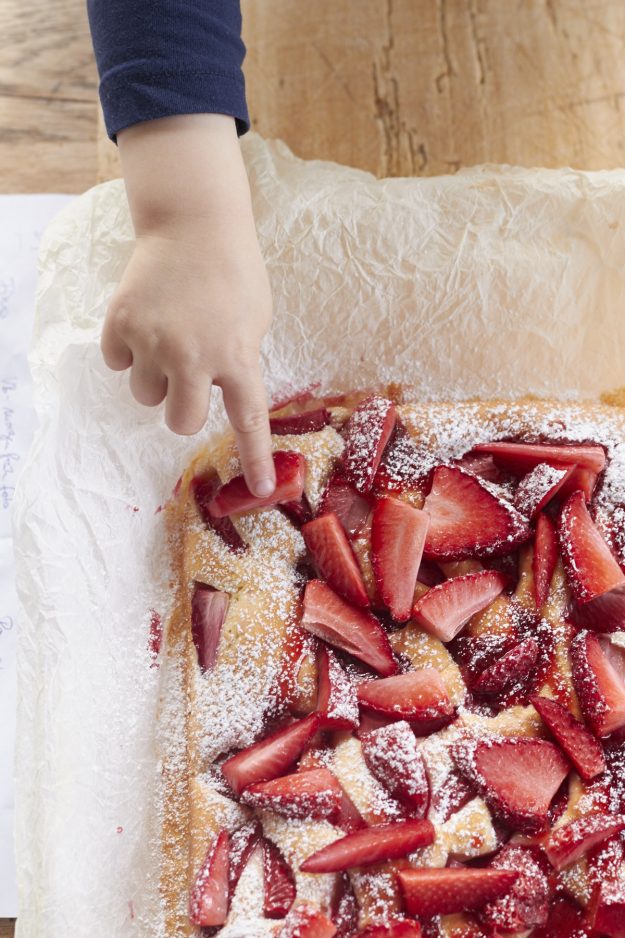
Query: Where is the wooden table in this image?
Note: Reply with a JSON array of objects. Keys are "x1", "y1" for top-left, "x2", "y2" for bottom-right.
[{"x1": 2, "y1": 1, "x2": 625, "y2": 934}]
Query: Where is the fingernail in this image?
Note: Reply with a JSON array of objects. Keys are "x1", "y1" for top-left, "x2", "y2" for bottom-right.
[{"x1": 254, "y1": 477, "x2": 276, "y2": 497}]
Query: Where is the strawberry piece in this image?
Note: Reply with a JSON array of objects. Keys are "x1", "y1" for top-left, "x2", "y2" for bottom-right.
[
  {"x1": 318, "y1": 469, "x2": 372, "y2": 538},
  {"x1": 277, "y1": 903, "x2": 338, "y2": 938},
  {"x1": 316, "y1": 645, "x2": 359, "y2": 730},
  {"x1": 455, "y1": 451, "x2": 507, "y2": 483},
  {"x1": 228, "y1": 820, "x2": 261, "y2": 893},
  {"x1": 191, "y1": 469, "x2": 247, "y2": 552},
  {"x1": 423, "y1": 466, "x2": 531, "y2": 560},
  {"x1": 571, "y1": 631, "x2": 625, "y2": 737},
  {"x1": 221, "y1": 714, "x2": 319, "y2": 796},
  {"x1": 331, "y1": 874, "x2": 358, "y2": 937},
  {"x1": 559, "y1": 465, "x2": 598, "y2": 502},
  {"x1": 558, "y1": 491, "x2": 625, "y2": 603},
  {"x1": 357, "y1": 669, "x2": 455, "y2": 733},
  {"x1": 532, "y1": 512, "x2": 559, "y2": 609},
  {"x1": 335, "y1": 787, "x2": 367, "y2": 833},
  {"x1": 371, "y1": 498, "x2": 429, "y2": 621},
  {"x1": 270, "y1": 408, "x2": 331, "y2": 435},
  {"x1": 263, "y1": 838, "x2": 296, "y2": 919},
  {"x1": 429, "y1": 769, "x2": 475, "y2": 823},
  {"x1": 270, "y1": 382, "x2": 321, "y2": 413},
  {"x1": 280, "y1": 493, "x2": 314, "y2": 528},
  {"x1": 148, "y1": 609, "x2": 162, "y2": 662},
  {"x1": 301, "y1": 580, "x2": 398, "y2": 677},
  {"x1": 472, "y1": 637, "x2": 539, "y2": 695},
  {"x1": 189, "y1": 829, "x2": 230, "y2": 927},
  {"x1": 342, "y1": 395, "x2": 397, "y2": 494},
  {"x1": 572, "y1": 584, "x2": 625, "y2": 633},
  {"x1": 207, "y1": 451, "x2": 306, "y2": 517},
  {"x1": 302, "y1": 513, "x2": 370, "y2": 607},
  {"x1": 412, "y1": 570, "x2": 508, "y2": 643},
  {"x1": 242, "y1": 767, "x2": 343, "y2": 820},
  {"x1": 361, "y1": 721, "x2": 430, "y2": 816},
  {"x1": 480, "y1": 845, "x2": 550, "y2": 933},
  {"x1": 545, "y1": 812, "x2": 625, "y2": 869},
  {"x1": 472, "y1": 440, "x2": 606, "y2": 475},
  {"x1": 300, "y1": 818, "x2": 434, "y2": 873},
  {"x1": 513, "y1": 462, "x2": 574, "y2": 519},
  {"x1": 373, "y1": 423, "x2": 425, "y2": 494},
  {"x1": 398, "y1": 867, "x2": 519, "y2": 918},
  {"x1": 530, "y1": 694, "x2": 606, "y2": 781},
  {"x1": 589, "y1": 880, "x2": 625, "y2": 938},
  {"x1": 191, "y1": 584, "x2": 230, "y2": 672},
  {"x1": 356, "y1": 919, "x2": 423, "y2": 937},
  {"x1": 452, "y1": 737, "x2": 570, "y2": 834},
  {"x1": 532, "y1": 896, "x2": 592, "y2": 938}
]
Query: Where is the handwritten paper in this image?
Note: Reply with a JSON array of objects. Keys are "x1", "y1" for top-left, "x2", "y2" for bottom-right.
[{"x1": 0, "y1": 194, "x2": 73, "y2": 916}]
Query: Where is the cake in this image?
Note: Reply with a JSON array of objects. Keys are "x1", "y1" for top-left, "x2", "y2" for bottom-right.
[{"x1": 158, "y1": 386, "x2": 625, "y2": 938}]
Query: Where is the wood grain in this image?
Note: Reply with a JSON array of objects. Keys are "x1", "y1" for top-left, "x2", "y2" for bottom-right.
[{"x1": 0, "y1": 920, "x2": 15, "y2": 938}]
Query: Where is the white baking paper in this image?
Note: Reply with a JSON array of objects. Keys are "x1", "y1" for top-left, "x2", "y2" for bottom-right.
[
  {"x1": 11, "y1": 134, "x2": 625, "y2": 937},
  {"x1": 0, "y1": 194, "x2": 74, "y2": 918}
]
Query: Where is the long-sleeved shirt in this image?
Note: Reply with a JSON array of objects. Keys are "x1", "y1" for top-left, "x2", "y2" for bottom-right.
[{"x1": 87, "y1": 0, "x2": 249, "y2": 141}]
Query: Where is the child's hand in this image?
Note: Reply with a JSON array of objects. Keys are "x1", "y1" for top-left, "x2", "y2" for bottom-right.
[{"x1": 101, "y1": 114, "x2": 276, "y2": 497}]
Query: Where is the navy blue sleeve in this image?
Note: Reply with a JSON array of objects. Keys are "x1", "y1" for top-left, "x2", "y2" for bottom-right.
[{"x1": 87, "y1": 0, "x2": 249, "y2": 141}]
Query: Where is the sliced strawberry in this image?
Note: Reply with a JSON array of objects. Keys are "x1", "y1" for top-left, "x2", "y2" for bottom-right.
[
  {"x1": 189, "y1": 829, "x2": 230, "y2": 927},
  {"x1": 558, "y1": 491, "x2": 625, "y2": 603},
  {"x1": 301, "y1": 580, "x2": 398, "y2": 677},
  {"x1": 221, "y1": 714, "x2": 319, "y2": 796},
  {"x1": 357, "y1": 669, "x2": 455, "y2": 733},
  {"x1": 545, "y1": 812, "x2": 625, "y2": 869},
  {"x1": 412, "y1": 570, "x2": 508, "y2": 643},
  {"x1": 361, "y1": 721, "x2": 429, "y2": 816},
  {"x1": 429, "y1": 769, "x2": 475, "y2": 823},
  {"x1": 452, "y1": 737, "x2": 570, "y2": 834},
  {"x1": 300, "y1": 818, "x2": 434, "y2": 873},
  {"x1": 335, "y1": 787, "x2": 367, "y2": 833},
  {"x1": 573, "y1": 584, "x2": 625, "y2": 633},
  {"x1": 423, "y1": 466, "x2": 530, "y2": 560},
  {"x1": 454, "y1": 451, "x2": 508, "y2": 483},
  {"x1": 589, "y1": 879, "x2": 625, "y2": 938},
  {"x1": 242, "y1": 767, "x2": 343, "y2": 820},
  {"x1": 207, "y1": 451, "x2": 306, "y2": 517},
  {"x1": 191, "y1": 584, "x2": 230, "y2": 672},
  {"x1": 513, "y1": 462, "x2": 574, "y2": 519},
  {"x1": 371, "y1": 498, "x2": 429, "y2": 621},
  {"x1": 532, "y1": 512, "x2": 559, "y2": 609},
  {"x1": 342, "y1": 395, "x2": 397, "y2": 494},
  {"x1": 472, "y1": 440, "x2": 606, "y2": 475},
  {"x1": 472, "y1": 637, "x2": 539, "y2": 695},
  {"x1": 356, "y1": 919, "x2": 423, "y2": 937},
  {"x1": 191, "y1": 469, "x2": 247, "y2": 551},
  {"x1": 277, "y1": 903, "x2": 338, "y2": 938},
  {"x1": 480, "y1": 845, "x2": 550, "y2": 933},
  {"x1": 316, "y1": 645, "x2": 359, "y2": 730},
  {"x1": 532, "y1": 896, "x2": 592, "y2": 938},
  {"x1": 280, "y1": 493, "x2": 314, "y2": 527},
  {"x1": 270, "y1": 409, "x2": 331, "y2": 435},
  {"x1": 228, "y1": 820, "x2": 262, "y2": 893},
  {"x1": 373, "y1": 423, "x2": 425, "y2": 494},
  {"x1": 318, "y1": 469, "x2": 372, "y2": 538},
  {"x1": 530, "y1": 695, "x2": 606, "y2": 781},
  {"x1": 398, "y1": 867, "x2": 518, "y2": 918},
  {"x1": 263, "y1": 838, "x2": 296, "y2": 919},
  {"x1": 270, "y1": 382, "x2": 321, "y2": 413},
  {"x1": 571, "y1": 631, "x2": 625, "y2": 737},
  {"x1": 560, "y1": 465, "x2": 598, "y2": 502},
  {"x1": 330, "y1": 875, "x2": 358, "y2": 938},
  {"x1": 302, "y1": 513, "x2": 370, "y2": 607}
]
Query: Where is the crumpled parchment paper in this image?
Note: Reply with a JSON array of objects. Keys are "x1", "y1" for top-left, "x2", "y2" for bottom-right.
[{"x1": 12, "y1": 133, "x2": 625, "y2": 938}]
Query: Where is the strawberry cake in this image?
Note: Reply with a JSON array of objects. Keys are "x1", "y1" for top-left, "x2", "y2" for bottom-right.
[{"x1": 159, "y1": 386, "x2": 625, "y2": 938}]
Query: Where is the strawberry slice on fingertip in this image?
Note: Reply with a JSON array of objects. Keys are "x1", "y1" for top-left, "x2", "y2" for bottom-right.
[
  {"x1": 302, "y1": 512, "x2": 370, "y2": 607},
  {"x1": 472, "y1": 440, "x2": 607, "y2": 475},
  {"x1": 342, "y1": 395, "x2": 397, "y2": 494},
  {"x1": 241, "y1": 767, "x2": 343, "y2": 820},
  {"x1": 189, "y1": 830, "x2": 230, "y2": 927},
  {"x1": 532, "y1": 512, "x2": 559, "y2": 610},
  {"x1": 530, "y1": 694, "x2": 605, "y2": 781},
  {"x1": 301, "y1": 580, "x2": 398, "y2": 677},
  {"x1": 423, "y1": 465, "x2": 531, "y2": 560},
  {"x1": 191, "y1": 583, "x2": 229, "y2": 672},
  {"x1": 412, "y1": 569, "x2": 508, "y2": 643},
  {"x1": 398, "y1": 867, "x2": 519, "y2": 918},
  {"x1": 221, "y1": 714, "x2": 320, "y2": 796},
  {"x1": 357, "y1": 669, "x2": 455, "y2": 733},
  {"x1": 545, "y1": 812, "x2": 625, "y2": 869},
  {"x1": 207, "y1": 451, "x2": 306, "y2": 518},
  {"x1": 361, "y1": 720, "x2": 429, "y2": 816},
  {"x1": 300, "y1": 818, "x2": 434, "y2": 873},
  {"x1": 371, "y1": 497, "x2": 429, "y2": 622},
  {"x1": 263, "y1": 838, "x2": 296, "y2": 919},
  {"x1": 558, "y1": 491, "x2": 625, "y2": 603},
  {"x1": 570, "y1": 630, "x2": 625, "y2": 737}
]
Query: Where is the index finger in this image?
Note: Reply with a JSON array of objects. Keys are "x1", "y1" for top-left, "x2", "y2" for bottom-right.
[{"x1": 220, "y1": 365, "x2": 275, "y2": 498}]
